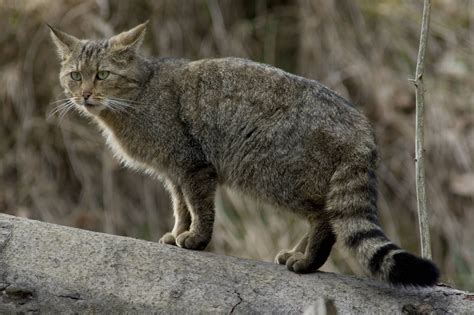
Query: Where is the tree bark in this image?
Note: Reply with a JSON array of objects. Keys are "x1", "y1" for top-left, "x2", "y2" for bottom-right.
[{"x1": 0, "y1": 214, "x2": 472, "y2": 314}]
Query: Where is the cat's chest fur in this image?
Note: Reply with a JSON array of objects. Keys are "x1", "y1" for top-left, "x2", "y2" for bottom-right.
[{"x1": 98, "y1": 121, "x2": 154, "y2": 175}]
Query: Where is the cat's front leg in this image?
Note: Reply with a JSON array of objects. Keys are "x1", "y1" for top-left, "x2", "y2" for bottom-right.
[
  {"x1": 175, "y1": 165, "x2": 217, "y2": 250},
  {"x1": 159, "y1": 182, "x2": 191, "y2": 246}
]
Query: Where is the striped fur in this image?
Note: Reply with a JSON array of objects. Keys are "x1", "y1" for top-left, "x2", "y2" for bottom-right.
[{"x1": 328, "y1": 149, "x2": 439, "y2": 286}]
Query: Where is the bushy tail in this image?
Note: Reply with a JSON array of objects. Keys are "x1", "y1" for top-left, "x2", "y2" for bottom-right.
[{"x1": 327, "y1": 151, "x2": 439, "y2": 286}]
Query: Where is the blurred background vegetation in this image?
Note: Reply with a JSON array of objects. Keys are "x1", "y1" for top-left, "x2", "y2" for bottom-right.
[{"x1": 0, "y1": 0, "x2": 472, "y2": 290}]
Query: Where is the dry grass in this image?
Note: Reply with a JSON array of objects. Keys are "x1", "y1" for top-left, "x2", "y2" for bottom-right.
[{"x1": 0, "y1": 0, "x2": 472, "y2": 290}]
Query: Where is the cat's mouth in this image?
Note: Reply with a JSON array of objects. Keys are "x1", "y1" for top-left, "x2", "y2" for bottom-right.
[
  {"x1": 84, "y1": 101, "x2": 99, "y2": 107},
  {"x1": 81, "y1": 98, "x2": 102, "y2": 108},
  {"x1": 78, "y1": 98, "x2": 105, "y2": 114}
]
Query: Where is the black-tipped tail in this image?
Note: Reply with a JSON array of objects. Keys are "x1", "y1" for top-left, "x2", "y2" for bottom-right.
[{"x1": 388, "y1": 252, "x2": 439, "y2": 287}]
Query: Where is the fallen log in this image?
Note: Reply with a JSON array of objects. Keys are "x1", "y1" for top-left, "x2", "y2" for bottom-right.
[{"x1": 0, "y1": 214, "x2": 472, "y2": 314}]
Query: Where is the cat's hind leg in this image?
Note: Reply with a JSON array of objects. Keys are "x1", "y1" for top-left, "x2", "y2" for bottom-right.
[
  {"x1": 285, "y1": 218, "x2": 336, "y2": 274},
  {"x1": 275, "y1": 233, "x2": 308, "y2": 265}
]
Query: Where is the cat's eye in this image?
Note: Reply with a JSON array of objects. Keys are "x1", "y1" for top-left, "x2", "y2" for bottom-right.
[
  {"x1": 70, "y1": 72, "x2": 82, "y2": 81},
  {"x1": 96, "y1": 71, "x2": 110, "y2": 80}
]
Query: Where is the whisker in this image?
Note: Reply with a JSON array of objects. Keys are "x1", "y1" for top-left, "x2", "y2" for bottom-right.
[
  {"x1": 108, "y1": 97, "x2": 143, "y2": 103},
  {"x1": 108, "y1": 96, "x2": 146, "y2": 105},
  {"x1": 48, "y1": 99, "x2": 77, "y2": 120},
  {"x1": 49, "y1": 98, "x2": 72, "y2": 105},
  {"x1": 50, "y1": 94, "x2": 80, "y2": 104},
  {"x1": 105, "y1": 99, "x2": 136, "y2": 114},
  {"x1": 108, "y1": 101, "x2": 134, "y2": 109},
  {"x1": 48, "y1": 102, "x2": 71, "y2": 117},
  {"x1": 58, "y1": 102, "x2": 76, "y2": 121},
  {"x1": 103, "y1": 100, "x2": 127, "y2": 114}
]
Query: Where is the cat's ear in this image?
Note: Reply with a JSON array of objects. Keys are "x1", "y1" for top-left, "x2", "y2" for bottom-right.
[
  {"x1": 48, "y1": 25, "x2": 81, "y2": 59},
  {"x1": 109, "y1": 21, "x2": 149, "y2": 53}
]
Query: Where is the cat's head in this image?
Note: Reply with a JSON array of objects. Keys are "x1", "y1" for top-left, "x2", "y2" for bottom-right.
[{"x1": 49, "y1": 22, "x2": 150, "y2": 116}]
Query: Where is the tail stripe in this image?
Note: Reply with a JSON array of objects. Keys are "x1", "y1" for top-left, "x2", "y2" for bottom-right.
[
  {"x1": 327, "y1": 150, "x2": 439, "y2": 286},
  {"x1": 346, "y1": 229, "x2": 386, "y2": 248},
  {"x1": 369, "y1": 243, "x2": 399, "y2": 274}
]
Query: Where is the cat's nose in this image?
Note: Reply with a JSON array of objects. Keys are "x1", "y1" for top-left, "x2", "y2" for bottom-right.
[{"x1": 82, "y1": 91, "x2": 92, "y2": 100}]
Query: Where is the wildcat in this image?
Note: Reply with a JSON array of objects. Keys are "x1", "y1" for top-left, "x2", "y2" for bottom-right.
[{"x1": 49, "y1": 21, "x2": 439, "y2": 286}]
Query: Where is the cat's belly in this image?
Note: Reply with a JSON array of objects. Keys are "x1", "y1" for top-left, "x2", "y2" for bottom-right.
[{"x1": 220, "y1": 183, "x2": 324, "y2": 218}]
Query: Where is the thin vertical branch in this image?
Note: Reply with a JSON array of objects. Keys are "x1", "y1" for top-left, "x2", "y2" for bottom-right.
[{"x1": 413, "y1": 0, "x2": 432, "y2": 259}]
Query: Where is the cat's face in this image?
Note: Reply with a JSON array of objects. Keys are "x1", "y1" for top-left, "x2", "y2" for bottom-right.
[{"x1": 49, "y1": 22, "x2": 148, "y2": 116}]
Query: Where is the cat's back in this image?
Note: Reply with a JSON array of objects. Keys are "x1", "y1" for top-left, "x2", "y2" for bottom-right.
[
  {"x1": 184, "y1": 57, "x2": 304, "y2": 83},
  {"x1": 180, "y1": 57, "x2": 312, "y2": 103},
  {"x1": 178, "y1": 57, "x2": 364, "y2": 119},
  {"x1": 177, "y1": 57, "x2": 371, "y2": 140}
]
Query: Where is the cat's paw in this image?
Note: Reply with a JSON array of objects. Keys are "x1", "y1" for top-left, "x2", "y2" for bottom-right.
[
  {"x1": 176, "y1": 231, "x2": 209, "y2": 250},
  {"x1": 286, "y1": 252, "x2": 315, "y2": 274},
  {"x1": 274, "y1": 250, "x2": 294, "y2": 265},
  {"x1": 159, "y1": 232, "x2": 176, "y2": 245}
]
